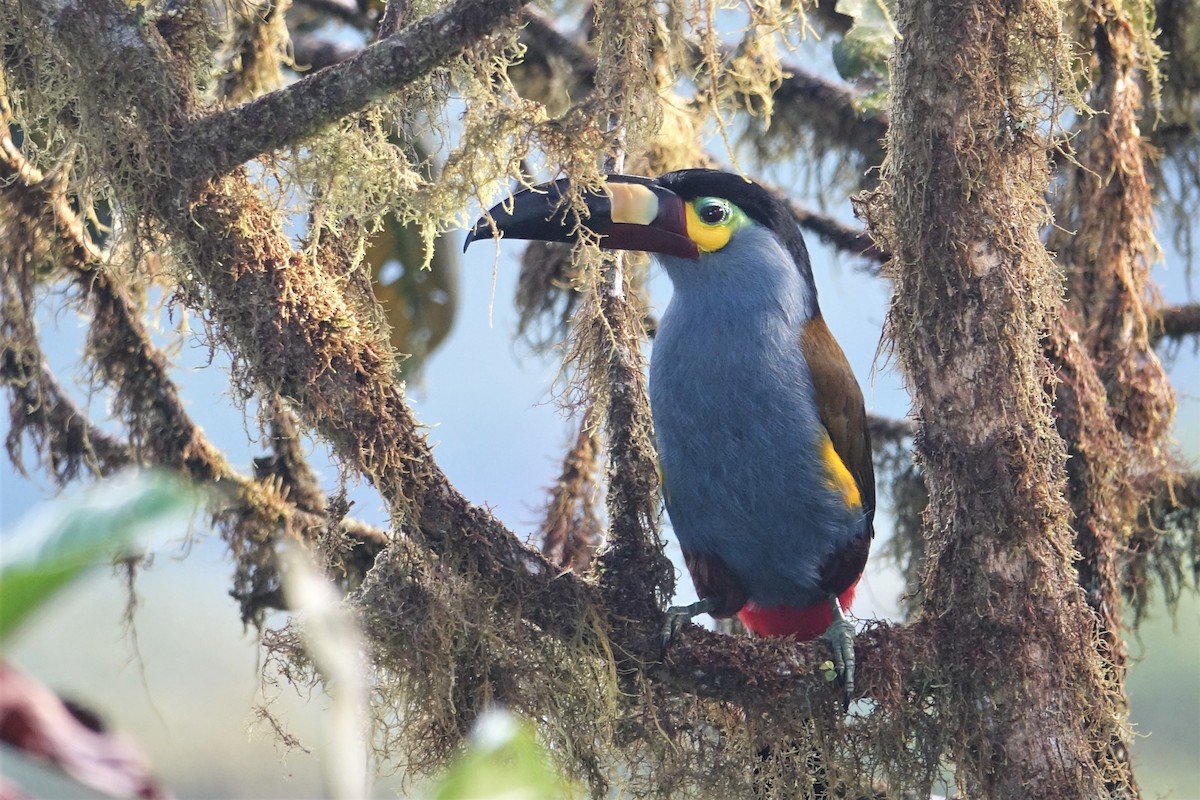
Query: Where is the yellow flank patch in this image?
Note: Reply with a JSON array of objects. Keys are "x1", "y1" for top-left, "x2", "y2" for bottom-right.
[
  {"x1": 685, "y1": 202, "x2": 734, "y2": 253},
  {"x1": 607, "y1": 183, "x2": 659, "y2": 226},
  {"x1": 820, "y1": 434, "x2": 861, "y2": 508}
]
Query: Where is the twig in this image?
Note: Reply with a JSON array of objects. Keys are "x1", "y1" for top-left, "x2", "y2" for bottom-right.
[
  {"x1": 780, "y1": 193, "x2": 890, "y2": 269},
  {"x1": 867, "y1": 414, "x2": 914, "y2": 443},
  {"x1": 377, "y1": 0, "x2": 410, "y2": 39},
  {"x1": 539, "y1": 413, "x2": 603, "y2": 571}
]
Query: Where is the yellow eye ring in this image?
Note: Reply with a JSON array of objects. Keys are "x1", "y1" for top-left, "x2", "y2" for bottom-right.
[{"x1": 685, "y1": 198, "x2": 738, "y2": 253}]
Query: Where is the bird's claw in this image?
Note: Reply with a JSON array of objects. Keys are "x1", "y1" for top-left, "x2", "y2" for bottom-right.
[
  {"x1": 660, "y1": 597, "x2": 713, "y2": 654},
  {"x1": 819, "y1": 599, "x2": 856, "y2": 710}
]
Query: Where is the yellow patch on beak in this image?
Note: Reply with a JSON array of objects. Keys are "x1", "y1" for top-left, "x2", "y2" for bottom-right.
[
  {"x1": 607, "y1": 183, "x2": 660, "y2": 225},
  {"x1": 820, "y1": 434, "x2": 862, "y2": 509}
]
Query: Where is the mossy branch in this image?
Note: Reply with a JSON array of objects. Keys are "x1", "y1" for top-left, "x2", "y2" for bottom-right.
[
  {"x1": 755, "y1": 59, "x2": 889, "y2": 169},
  {"x1": 659, "y1": 620, "x2": 919, "y2": 706},
  {"x1": 175, "y1": 0, "x2": 528, "y2": 180},
  {"x1": 0, "y1": 356, "x2": 133, "y2": 481},
  {"x1": 0, "y1": 122, "x2": 387, "y2": 618},
  {"x1": 1151, "y1": 302, "x2": 1200, "y2": 345},
  {"x1": 0, "y1": 277, "x2": 132, "y2": 482},
  {"x1": 1126, "y1": 470, "x2": 1200, "y2": 620}
]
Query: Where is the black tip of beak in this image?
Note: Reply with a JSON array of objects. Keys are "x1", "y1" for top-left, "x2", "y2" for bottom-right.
[{"x1": 464, "y1": 179, "x2": 581, "y2": 253}]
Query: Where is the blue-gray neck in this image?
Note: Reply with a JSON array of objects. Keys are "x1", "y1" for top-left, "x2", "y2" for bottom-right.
[{"x1": 654, "y1": 225, "x2": 817, "y2": 328}]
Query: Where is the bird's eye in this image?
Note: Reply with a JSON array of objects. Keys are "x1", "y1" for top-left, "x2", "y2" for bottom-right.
[{"x1": 697, "y1": 199, "x2": 730, "y2": 226}]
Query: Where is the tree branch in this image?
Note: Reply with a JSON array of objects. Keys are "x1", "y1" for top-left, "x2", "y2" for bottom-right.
[
  {"x1": 0, "y1": 119, "x2": 388, "y2": 619},
  {"x1": 176, "y1": 0, "x2": 528, "y2": 180},
  {"x1": 1, "y1": 358, "x2": 133, "y2": 481},
  {"x1": 787, "y1": 199, "x2": 889, "y2": 267},
  {"x1": 0, "y1": 265, "x2": 133, "y2": 483},
  {"x1": 1151, "y1": 302, "x2": 1200, "y2": 345},
  {"x1": 769, "y1": 60, "x2": 890, "y2": 168},
  {"x1": 756, "y1": 177, "x2": 889, "y2": 268}
]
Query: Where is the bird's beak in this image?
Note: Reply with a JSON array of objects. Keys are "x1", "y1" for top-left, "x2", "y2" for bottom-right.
[{"x1": 463, "y1": 175, "x2": 699, "y2": 260}]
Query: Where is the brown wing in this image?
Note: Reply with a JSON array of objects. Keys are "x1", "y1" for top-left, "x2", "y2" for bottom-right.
[
  {"x1": 800, "y1": 315, "x2": 876, "y2": 520},
  {"x1": 800, "y1": 315, "x2": 875, "y2": 597}
]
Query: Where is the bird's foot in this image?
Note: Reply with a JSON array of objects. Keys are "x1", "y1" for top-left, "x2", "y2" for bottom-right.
[
  {"x1": 660, "y1": 597, "x2": 713, "y2": 652},
  {"x1": 819, "y1": 598, "x2": 856, "y2": 709}
]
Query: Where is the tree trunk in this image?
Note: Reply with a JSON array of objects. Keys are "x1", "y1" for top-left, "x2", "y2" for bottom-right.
[{"x1": 880, "y1": 1, "x2": 1135, "y2": 796}]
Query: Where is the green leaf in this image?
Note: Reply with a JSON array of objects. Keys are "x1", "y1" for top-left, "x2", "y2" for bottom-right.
[
  {"x1": 0, "y1": 472, "x2": 195, "y2": 644},
  {"x1": 367, "y1": 213, "x2": 459, "y2": 378},
  {"x1": 429, "y1": 710, "x2": 575, "y2": 800},
  {"x1": 831, "y1": 0, "x2": 897, "y2": 107}
]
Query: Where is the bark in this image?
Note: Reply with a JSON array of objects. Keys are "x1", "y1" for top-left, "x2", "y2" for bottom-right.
[
  {"x1": 880, "y1": 1, "x2": 1130, "y2": 796},
  {"x1": 1045, "y1": 7, "x2": 1175, "y2": 792}
]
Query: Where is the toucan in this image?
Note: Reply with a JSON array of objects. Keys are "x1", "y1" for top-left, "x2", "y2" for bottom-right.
[{"x1": 466, "y1": 169, "x2": 874, "y2": 701}]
